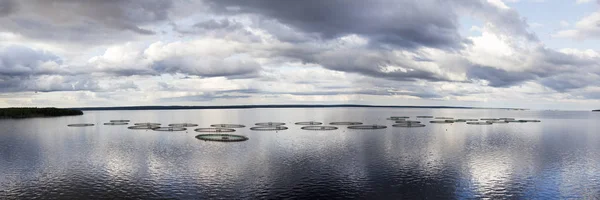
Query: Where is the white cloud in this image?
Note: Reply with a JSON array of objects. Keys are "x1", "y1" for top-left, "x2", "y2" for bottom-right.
[{"x1": 554, "y1": 12, "x2": 600, "y2": 40}]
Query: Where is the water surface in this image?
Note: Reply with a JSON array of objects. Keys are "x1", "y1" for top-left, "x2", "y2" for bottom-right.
[{"x1": 1, "y1": 108, "x2": 599, "y2": 199}]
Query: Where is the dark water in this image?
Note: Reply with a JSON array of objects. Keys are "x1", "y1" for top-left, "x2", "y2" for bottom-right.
[{"x1": 1, "y1": 108, "x2": 599, "y2": 199}]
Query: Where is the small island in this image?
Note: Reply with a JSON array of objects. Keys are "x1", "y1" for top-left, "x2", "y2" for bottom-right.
[
  {"x1": 594, "y1": 110, "x2": 600, "y2": 112},
  {"x1": 0, "y1": 107, "x2": 83, "y2": 119}
]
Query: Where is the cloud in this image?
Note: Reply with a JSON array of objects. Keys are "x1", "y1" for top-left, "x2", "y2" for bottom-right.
[
  {"x1": 0, "y1": 0, "x2": 172, "y2": 44},
  {"x1": 554, "y1": 12, "x2": 600, "y2": 40},
  {"x1": 0, "y1": 45, "x2": 64, "y2": 77}
]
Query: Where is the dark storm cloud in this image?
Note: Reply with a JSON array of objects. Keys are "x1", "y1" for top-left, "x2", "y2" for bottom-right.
[
  {"x1": 0, "y1": 45, "x2": 64, "y2": 77},
  {"x1": 205, "y1": 0, "x2": 464, "y2": 49},
  {"x1": 0, "y1": 0, "x2": 172, "y2": 43},
  {"x1": 467, "y1": 66, "x2": 536, "y2": 87},
  {"x1": 0, "y1": 0, "x2": 18, "y2": 17}
]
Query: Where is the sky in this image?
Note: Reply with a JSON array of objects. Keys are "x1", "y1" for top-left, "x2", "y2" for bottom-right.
[{"x1": 1, "y1": 0, "x2": 600, "y2": 110}]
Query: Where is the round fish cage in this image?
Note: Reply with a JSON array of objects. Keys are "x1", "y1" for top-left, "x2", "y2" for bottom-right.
[
  {"x1": 430, "y1": 120, "x2": 454, "y2": 124},
  {"x1": 67, "y1": 123, "x2": 94, "y2": 127},
  {"x1": 457, "y1": 119, "x2": 478, "y2": 122},
  {"x1": 519, "y1": 120, "x2": 541, "y2": 122},
  {"x1": 301, "y1": 126, "x2": 338, "y2": 131},
  {"x1": 255, "y1": 122, "x2": 286, "y2": 126},
  {"x1": 329, "y1": 122, "x2": 363, "y2": 125},
  {"x1": 467, "y1": 122, "x2": 493, "y2": 125},
  {"x1": 498, "y1": 118, "x2": 515, "y2": 120},
  {"x1": 210, "y1": 124, "x2": 246, "y2": 128},
  {"x1": 480, "y1": 118, "x2": 499, "y2": 121},
  {"x1": 194, "y1": 128, "x2": 236, "y2": 133},
  {"x1": 435, "y1": 117, "x2": 454, "y2": 119},
  {"x1": 168, "y1": 123, "x2": 198, "y2": 127},
  {"x1": 387, "y1": 116, "x2": 409, "y2": 120},
  {"x1": 104, "y1": 122, "x2": 128, "y2": 125},
  {"x1": 488, "y1": 120, "x2": 508, "y2": 124},
  {"x1": 134, "y1": 123, "x2": 161, "y2": 126},
  {"x1": 396, "y1": 120, "x2": 421, "y2": 124},
  {"x1": 250, "y1": 126, "x2": 289, "y2": 131},
  {"x1": 417, "y1": 116, "x2": 434, "y2": 118},
  {"x1": 110, "y1": 120, "x2": 130, "y2": 123},
  {"x1": 347, "y1": 125, "x2": 387, "y2": 130},
  {"x1": 128, "y1": 125, "x2": 159, "y2": 130},
  {"x1": 153, "y1": 127, "x2": 187, "y2": 132},
  {"x1": 295, "y1": 121, "x2": 323, "y2": 125},
  {"x1": 505, "y1": 119, "x2": 524, "y2": 123},
  {"x1": 393, "y1": 123, "x2": 426, "y2": 128},
  {"x1": 195, "y1": 134, "x2": 249, "y2": 142}
]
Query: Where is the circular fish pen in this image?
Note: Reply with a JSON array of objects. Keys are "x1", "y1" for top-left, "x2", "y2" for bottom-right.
[
  {"x1": 393, "y1": 123, "x2": 426, "y2": 128},
  {"x1": 301, "y1": 126, "x2": 338, "y2": 131},
  {"x1": 488, "y1": 120, "x2": 508, "y2": 124},
  {"x1": 520, "y1": 120, "x2": 541, "y2": 122},
  {"x1": 153, "y1": 127, "x2": 187, "y2": 132},
  {"x1": 505, "y1": 119, "x2": 524, "y2": 123},
  {"x1": 499, "y1": 118, "x2": 515, "y2": 120},
  {"x1": 295, "y1": 121, "x2": 323, "y2": 125},
  {"x1": 347, "y1": 125, "x2": 387, "y2": 130},
  {"x1": 210, "y1": 124, "x2": 246, "y2": 128},
  {"x1": 110, "y1": 120, "x2": 130, "y2": 123},
  {"x1": 128, "y1": 125, "x2": 159, "y2": 130},
  {"x1": 168, "y1": 123, "x2": 198, "y2": 127},
  {"x1": 396, "y1": 120, "x2": 421, "y2": 124},
  {"x1": 134, "y1": 123, "x2": 161, "y2": 126},
  {"x1": 457, "y1": 119, "x2": 478, "y2": 122},
  {"x1": 104, "y1": 122, "x2": 128, "y2": 125},
  {"x1": 67, "y1": 123, "x2": 94, "y2": 127},
  {"x1": 481, "y1": 118, "x2": 499, "y2": 121},
  {"x1": 329, "y1": 122, "x2": 363, "y2": 125},
  {"x1": 430, "y1": 120, "x2": 454, "y2": 124},
  {"x1": 195, "y1": 134, "x2": 249, "y2": 142},
  {"x1": 417, "y1": 116, "x2": 434, "y2": 118},
  {"x1": 255, "y1": 122, "x2": 286, "y2": 126},
  {"x1": 250, "y1": 126, "x2": 289, "y2": 131},
  {"x1": 387, "y1": 116, "x2": 409, "y2": 120},
  {"x1": 467, "y1": 122, "x2": 492, "y2": 125},
  {"x1": 435, "y1": 117, "x2": 454, "y2": 119},
  {"x1": 194, "y1": 128, "x2": 236, "y2": 133}
]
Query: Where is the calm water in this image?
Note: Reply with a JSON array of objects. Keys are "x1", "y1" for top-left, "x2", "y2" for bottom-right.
[{"x1": 1, "y1": 108, "x2": 599, "y2": 199}]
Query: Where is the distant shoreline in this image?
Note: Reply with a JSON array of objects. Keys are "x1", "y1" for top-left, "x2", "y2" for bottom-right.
[
  {"x1": 0, "y1": 108, "x2": 83, "y2": 119},
  {"x1": 70, "y1": 105, "x2": 529, "y2": 111}
]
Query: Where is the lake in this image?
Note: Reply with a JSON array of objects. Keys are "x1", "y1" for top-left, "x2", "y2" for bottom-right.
[{"x1": 1, "y1": 108, "x2": 599, "y2": 199}]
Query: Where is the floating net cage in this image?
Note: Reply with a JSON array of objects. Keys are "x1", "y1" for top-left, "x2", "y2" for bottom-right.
[
  {"x1": 128, "y1": 125, "x2": 159, "y2": 130},
  {"x1": 104, "y1": 122, "x2": 128, "y2": 125},
  {"x1": 481, "y1": 118, "x2": 499, "y2": 121},
  {"x1": 210, "y1": 124, "x2": 246, "y2": 128},
  {"x1": 195, "y1": 134, "x2": 249, "y2": 142},
  {"x1": 135, "y1": 123, "x2": 161, "y2": 126},
  {"x1": 393, "y1": 123, "x2": 426, "y2": 128},
  {"x1": 488, "y1": 120, "x2": 508, "y2": 124},
  {"x1": 435, "y1": 117, "x2": 454, "y2": 119},
  {"x1": 456, "y1": 119, "x2": 478, "y2": 122},
  {"x1": 348, "y1": 125, "x2": 387, "y2": 130},
  {"x1": 301, "y1": 126, "x2": 338, "y2": 131},
  {"x1": 153, "y1": 127, "x2": 187, "y2": 132},
  {"x1": 329, "y1": 122, "x2": 363, "y2": 125},
  {"x1": 295, "y1": 121, "x2": 323, "y2": 125},
  {"x1": 467, "y1": 122, "x2": 493, "y2": 125},
  {"x1": 396, "y1": 120, "x2": 421, "y2": 124},
  {"x1": 499, "y1": 118, "x2": 516, "y2": 120},
  {"x1": 255, "y1": 122, "x2": 286, "y2": 126},
  {"x1": 67, "y1": 123, "x2": 94, "y2": 127},
  {"x1": 110, "y1": 120, "x2": 130, "y2": 123},
  {"x1": 250, "y1": 126, "x2": 289, "y2": 131},
  {"x1": 194, "y1": 128, "x2": 236, "y2": 133},
  {"x1": 417, "y1": 116, "x2": 434, "y2": 118},
  {"x1": 387, "y1": 116, "x2": 409, "y2": 120},
  {"x1": 168, "y1": 123, "x2": 198, "y2": 127},
  {"x1": 430, "y1": 120, "x2": 454, "y2": 124},
  {"x1": 520, "y1": 120, "x2": 541, "y2": 122}
]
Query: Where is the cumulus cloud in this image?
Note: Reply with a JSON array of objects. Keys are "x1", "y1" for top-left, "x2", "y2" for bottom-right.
[{"x1": 554, "y1": 12, "x2": 600, "y2": 39}]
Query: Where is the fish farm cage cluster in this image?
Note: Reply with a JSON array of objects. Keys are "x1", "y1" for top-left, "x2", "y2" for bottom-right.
[{"x1": 67, "y1": 116, "x2": 542, "y2": 142}]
